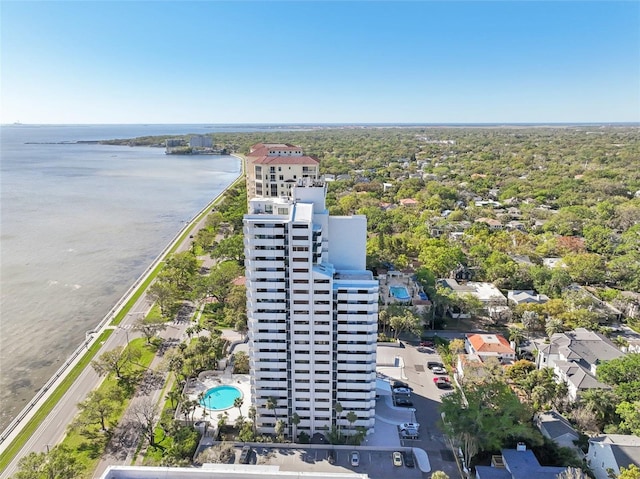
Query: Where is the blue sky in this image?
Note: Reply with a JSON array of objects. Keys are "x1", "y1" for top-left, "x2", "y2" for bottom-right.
[{"x1": 1, "y1": 1, "x2": 638, "y2": 124}]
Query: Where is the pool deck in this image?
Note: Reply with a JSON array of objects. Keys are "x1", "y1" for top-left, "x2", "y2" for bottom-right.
[
  {"x1": 185, "y1": 374, "x2": 251, "y2": 427},
  {"x1": 379, "y1": 273, "x2": 429, "y2": 307}
]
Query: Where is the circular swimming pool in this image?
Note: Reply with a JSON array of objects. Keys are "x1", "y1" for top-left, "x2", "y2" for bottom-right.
[{"x1": 199, "y1": 385, "x2": 243, "y2": 411}]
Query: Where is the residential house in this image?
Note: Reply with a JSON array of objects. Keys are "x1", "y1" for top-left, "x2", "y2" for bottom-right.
[
  {"x1": 475, "y1": 217, "x2": 503, "y2": 230},
  {"x1": 476, "y1": 445, "x2": 568, "y2": 479},
  {"x1": 536, "y1": 328, "x2": 624, "y2": 401},
  {"x1": 507, "y1": 290, "x2": 550, "y2": 306},
  {"x1": 535, "y1": 410, "x2": 581, "y2": 452},
  {"x1": 438, "y1": 279, "x2": 509, "y2": 319},
  {"x1": 465, "y1": 333, "x2": 516, "y2": 362},
  {"x1": 506, "y1": 221, "x2": 526, "y2": 231},
  {"x1": 399, "y1": 198, "x2": 419, "y2": 207},
  {"x1": 587, "y1": 434, "x2": 640, "y2": 479}
]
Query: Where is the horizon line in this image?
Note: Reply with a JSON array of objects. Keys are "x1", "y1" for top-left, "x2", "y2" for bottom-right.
[{"x1": 3, "y1": 121, "x2": 640, "y2": 127}]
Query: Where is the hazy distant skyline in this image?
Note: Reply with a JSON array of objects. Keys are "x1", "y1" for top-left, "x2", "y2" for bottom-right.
[{"x1": 1, "y1": 1, "x2": 638, "y2": 124}]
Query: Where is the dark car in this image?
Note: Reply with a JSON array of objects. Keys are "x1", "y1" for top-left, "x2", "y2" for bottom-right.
[
  {"x1": 239, "y1": 445, "x2": 252, "y2": 464},
  {"x1": 392, "y1": 380, "x2": 411, "y2": 390},
  {"x1": 327, "y1": 449, "x2": 335, "y2": 464},
  {"x1": 420, "y1": 340, "x2": 434, "y2": 347},
  {"x1": 395, "y1": 397, "x2": 414, "y2": 407},
  {"x1": 427, "y1": 361, "x2": 444, "y2": 370},
  {"x1": 403, "y1": 451, "x2": 415, "y2": 468}
]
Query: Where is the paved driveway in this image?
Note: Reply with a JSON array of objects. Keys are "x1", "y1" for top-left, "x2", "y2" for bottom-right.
[{"x1": 375, "y1": 340, "x2": 463, "y2": 479}]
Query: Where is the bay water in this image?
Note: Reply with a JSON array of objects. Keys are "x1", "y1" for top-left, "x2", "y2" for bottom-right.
[{"x1": 0, "y1": 124, "x2": 256, "y2": 432}]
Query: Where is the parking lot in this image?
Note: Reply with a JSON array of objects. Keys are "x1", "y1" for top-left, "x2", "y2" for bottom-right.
[
  {"x1": 213, "y1": 338, "x2": 463, "y2": 478},
  {"x1": 236, "y1": 445, "x2": 426, "y2": 479}
]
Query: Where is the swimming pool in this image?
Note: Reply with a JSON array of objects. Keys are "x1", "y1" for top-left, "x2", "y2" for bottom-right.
[
  {"x1": 389, "y1": 285, "x2": 411, "y2": 301},
  {"x1": 199, "y1": 385, "x2": 243, "y2": 411}
]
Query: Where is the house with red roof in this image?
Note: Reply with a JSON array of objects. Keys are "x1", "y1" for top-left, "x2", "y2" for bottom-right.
[{"x1": 465, "y1": 333, "x2": 516, "y2": 362}]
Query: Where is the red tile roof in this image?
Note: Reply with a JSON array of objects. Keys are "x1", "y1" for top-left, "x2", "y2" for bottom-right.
[
  {"x1": 252, "y1": 155, "x2": 319, "y2": 166},
  {"x1": 249, "y1": 143, "x2": 302, "y2": 157},
  {"x1": 467, "y1": 333, "x2": 515, "y2": 355}
]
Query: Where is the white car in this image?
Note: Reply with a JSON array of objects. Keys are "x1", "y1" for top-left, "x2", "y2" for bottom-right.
[
  {"x1": 400, "y1": 422, "x2": 420, "y2": 431},
  {"x1": 393, "y1": 387, "x2": 411, "y2": 395},
  {"x1": 432, "y1": 366, "x2": 447, "y2": 374},
  {"x1": 350, "y1": 451, "x2": 360, "y2": 467}
]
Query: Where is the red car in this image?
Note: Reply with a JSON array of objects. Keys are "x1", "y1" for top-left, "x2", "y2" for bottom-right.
[{"x1": 433, "y1": 377, "x2": 452, "y2": 389}]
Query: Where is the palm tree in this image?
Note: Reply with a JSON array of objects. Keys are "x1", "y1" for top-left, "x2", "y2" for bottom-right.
[
  {"x1": 266, "y1": 396, "x2": 278, "y2": 428},
  {"x1": 290, "y1": 412, "x2": 300, "y2": 442},
  {"x1": 545, "y1": 317, "x2": 563, "y2": 338},
  {"x1": 345, "y1": 411, "x2": 358, "y2": 443},
  {"x1": 334, "y1": 402, "x2": 344, "y2": 439},
  {"x1": 248, "y1": 405, "x2": 257, "y2": 435},
  {"x1": 508, "y1": 327, "x2": 525, "y2": 348},
  {"x1": 234, "y1": 397, "x2": 244, "y2": 420},
  {"x1": 165, "y1": 389, "x2": 182, "y2": 410}
]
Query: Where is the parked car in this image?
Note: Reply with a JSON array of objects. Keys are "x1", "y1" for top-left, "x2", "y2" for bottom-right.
[
  {"x1": 403, "y1": 450, "x2": 415, "y2": 468},
  {"x1": 427, "y1": 361, "x2": 444, "y2": 370},
  {"x1": 327, "y1": 449, "x2": 335, "y2": 464},
  {"x1": 392, "y1": 380, "x2": 411, "y2": 390},
  {"x1": 351, "y1": 451, "x2": 360, "y2": 467},
  {"x1": 433, "y1": 376, "x2": 453, "y2": 389},
  {"x1": 239, "y1": 445, "x2": 252, "y2": 464},
  {"x1": 395, "y1": 397, "x2": 414, "y2": 407},
  {"x1": 401, "y1": 427, "x2": 419, "y2": 439},
  {"x1": 432, "y1": 366, "x2": 447, "y2": 374},
  {"x1": 393, "y1": 451, "x2": 403, "y2": 467},
  {"x1": 420, "y1": 340, "x2": 434, "y2": 347},
  {"x1": 399, "y1": 422, "x2": 420, "y2": 431},
  {"x1": 393, "y1": 387, "x2": 412, "y2": 395}
]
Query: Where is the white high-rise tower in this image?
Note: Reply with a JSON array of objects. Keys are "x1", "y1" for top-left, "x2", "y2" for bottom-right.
[{"x1": 243, "y1": 179, "x2": 378, "y2": 439}]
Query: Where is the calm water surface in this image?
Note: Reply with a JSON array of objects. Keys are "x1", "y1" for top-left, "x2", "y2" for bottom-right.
[{"x1": 0, "y1": 124, "x2": 252, "y2": 431}]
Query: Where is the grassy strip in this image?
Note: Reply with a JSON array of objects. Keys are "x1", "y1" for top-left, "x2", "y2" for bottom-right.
[
  {"x1": 110, "y1": 262, "x2": 165, "y2": 327},
  {"x1": 0, "y1": 329, "x2": 113, "y2": 471},
  {"x1": 61, "y1": 338, "x2": 158, "y2": 477}
]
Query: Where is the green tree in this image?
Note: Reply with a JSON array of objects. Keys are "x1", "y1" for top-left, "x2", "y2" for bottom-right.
[
  {"x1": 440, "y1": 379, "x2": 537, "y2": 469},
  {"x1": 73, "y1": 384, "x2": 122, "y2": 433},
  {"x1": 266, "y1": 396, "x2": 279, "y2": 425},
  {"x1": 133, "y1": 315, "x2": 167, "y2": 344},
  {"x1": 14, "y1": 445, "x2": 84, "y2": 479},
  {"x1": 545, "y1": 317, "x2": 564, "y2": 338},
  {"x1": 147, "y1": 280, "x2": 178, "y2": 319},
  {"x1": 91, "y1": 345, "x2": 141, "y2": 379},
  {"x1": 619, "y1": 464, "x2": 640, "y2": 479},
  {"x1": 616, "y1": 400, "x2": 640, "y2": 435},
  {"x1": 346, "y1": 411, "x2": 358, "y2": 442},
  {"x1": 233, "y1": 351, "x2": 249, "y2": 374},
  {"x1": 334, "y1": 402, "x2": 344, "y2": 438},
  {"x1": 234, "y1": 396, "x2": 244, "y2": 420},
  {"x1": 291, "y1": 412, "x2": 301, "y2": 442},
  {"x1": 563, "y1": 253, "x2": 606, "y2": 285},
  {"x1": 275, "y1": 419, "x2": 286, "y2": 441},
  {"x1": 248, "y1": 406, "x2": 257, "y2": 436},
  {"x1": 211, "y1": 234, "x2": 244, "y2": 263}
]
